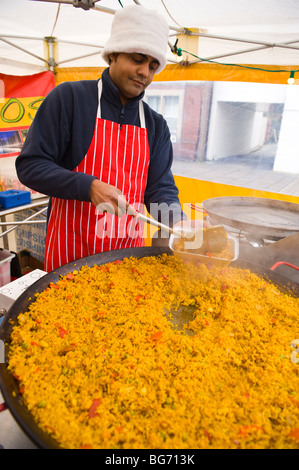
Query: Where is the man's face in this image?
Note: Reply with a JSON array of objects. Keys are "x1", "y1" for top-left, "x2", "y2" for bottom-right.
[{"x1": 108, "y1": 52, "x2": 160, "y2": 105}]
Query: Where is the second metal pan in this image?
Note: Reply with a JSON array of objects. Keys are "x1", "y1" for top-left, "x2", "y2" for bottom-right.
[{"x1": 202, "y1": 196, "x2": 299, "y2": 240}]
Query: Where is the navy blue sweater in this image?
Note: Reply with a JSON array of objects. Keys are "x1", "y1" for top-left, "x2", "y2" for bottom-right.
[{"x1": 16, "y1": 68, "x2": 184, "y2": 223}]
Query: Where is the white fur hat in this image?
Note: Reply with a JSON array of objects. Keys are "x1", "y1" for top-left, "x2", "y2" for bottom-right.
[{"x1": 102, "y1": 5, "x2": 169, "y2": 74}]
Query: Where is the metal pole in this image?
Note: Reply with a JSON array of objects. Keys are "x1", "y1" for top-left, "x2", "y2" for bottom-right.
[
  {"x1": 56, "y1": 49, "x2": 103, "y2": 65},
  {"x1": 182, "y1": 40, "x2": 299, "y2": 64},
  {"x1": 0, "y1": 221, "x2": 46, "y2": 226},
  {"x1": 32, "y1": 0, "x2": 116, "y2": 14},
  {"x1": 45, "y1": 36, "x2": 57, "y2": 72},
  {"x1": 0, "y1": 207, "x2": 48, "y2": 241},
  {"x1": 0, "y1": 35, "x2": 44, "y2": 41},
  {"x1": 0, "y1": 37, "x2": 49, "y2": 65}
]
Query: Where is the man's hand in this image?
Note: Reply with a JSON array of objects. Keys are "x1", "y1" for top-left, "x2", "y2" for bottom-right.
[{"x1": 90, "y1": 179, "x2": 129, "y2": 217}]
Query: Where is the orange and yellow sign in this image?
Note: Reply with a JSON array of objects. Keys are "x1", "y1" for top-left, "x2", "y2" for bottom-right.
[{"x1": 0, "y1": 71, "x2": 55, "y2": 158}]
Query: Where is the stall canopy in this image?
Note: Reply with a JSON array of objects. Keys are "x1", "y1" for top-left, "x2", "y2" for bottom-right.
[{"x1": 1, "y1": 0, "x2": 299, "y2": 83}]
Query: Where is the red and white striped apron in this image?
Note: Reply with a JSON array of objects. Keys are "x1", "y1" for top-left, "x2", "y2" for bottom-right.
[{"x1": 44, "y1": 80, "x2": 150, "y2": 272}]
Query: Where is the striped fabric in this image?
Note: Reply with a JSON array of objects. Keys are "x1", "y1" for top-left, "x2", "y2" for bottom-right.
[{"x1": 44, "y1": 82, "x2": 150, "y2": 272}]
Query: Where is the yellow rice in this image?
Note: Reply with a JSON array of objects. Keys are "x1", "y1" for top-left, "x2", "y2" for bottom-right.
[{"x1": 6, "y1": 254, "x2": 299, "y2": 449}]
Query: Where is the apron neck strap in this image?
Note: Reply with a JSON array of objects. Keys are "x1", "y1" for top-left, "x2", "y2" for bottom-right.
[{"x1": 97, "y1": 79, "x2": 146, "y2": 129}]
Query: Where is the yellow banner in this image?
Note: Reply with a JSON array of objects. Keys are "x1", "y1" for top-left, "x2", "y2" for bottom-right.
[
  {"x1": 54, "y1": 64, "x2": 298, "y2": 86},
  {"x1": 0, "y1": 96, "x2": 44, "y2": 129}
]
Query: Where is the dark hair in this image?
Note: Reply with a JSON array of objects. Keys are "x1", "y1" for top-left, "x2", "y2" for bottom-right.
[{"x1": 108, "y1": 53, "x2": 119, "y2": 64}]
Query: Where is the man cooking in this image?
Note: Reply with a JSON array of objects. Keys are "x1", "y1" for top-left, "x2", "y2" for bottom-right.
[{"x1": 15, "y1": 4, "x2": 186, "y2": 272}]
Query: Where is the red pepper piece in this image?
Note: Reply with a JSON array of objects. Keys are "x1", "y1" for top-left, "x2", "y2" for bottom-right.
[
  {"x1": 58, "y1": 327, "x2": 67, "y2": 338},
  {"x1": 289, "y1": 427, "x2": 299, "y2": 441},
  {"x1": 88, "y1": 398, "x2": 101, "y2": 418},
  {"x1": 45, "y1": 425, "x2": 56, "y2": 435},
  {"x1": 50, "y1": 283, "x2": 60, "y2": 289},
  {"x1": 97, "y1": 311, "x2": 106, "y2": 317},
  {"x1": 151, "y1": 331, "x2": 162, "y2": 341},
  {"x1": 239, "y1": 425, "x2": 263, "y2": 438},
  {"x1": 135, "y1": 295, "x2": 143, "y2": 301},
  {"x1": 66, "y1": 273, "x2": 75, "y2": 280},
  {"x1": 204, "y1": 429, "x2": 212, "y2": 442}
]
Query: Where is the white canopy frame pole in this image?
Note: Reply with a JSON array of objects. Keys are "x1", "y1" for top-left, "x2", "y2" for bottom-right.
[
  {"x1": 51, "y1": 37, "x2": 105, "y2": 65},
  {"x1": 192, "y1": 31, "x2": 299, "y2": 51},
  {"x1": 56, "y1": 49, "x2": 103, "y2": 65},
  {"x1": 0, "y1": 37, "x2": 49, "y2": 67},
  {"x1": 182, "y1": 39, "x2": 299, "y2": 65},
  {"x1": 32, "y1": 0, "x2": 116, "y2": 14},
  {"x1": 0, "y1": 34, "x2": 105, "y2": 68},
  {"x1": 56, "y1": 51, "x2": 101, "y2": 65},
  {"x1": 174, "y1": 29, "x2": 299, "y2": 63}
]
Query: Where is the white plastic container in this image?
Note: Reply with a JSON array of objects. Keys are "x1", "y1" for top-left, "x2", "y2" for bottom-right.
[
  {"x1": 169, "y1": 233, "x2": 239, "y2": 267},
  {"x1": 0, "y1": 250, "x2": 15, "y2": 287}
]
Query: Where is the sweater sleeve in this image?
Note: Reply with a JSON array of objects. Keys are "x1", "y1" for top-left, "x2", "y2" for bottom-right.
[
  {"x1": 15, "y1": 81, "x2": 97, "y2": 202},
  {"x1": 143, "y1": 109, "x2": 186, "y2": 226}
]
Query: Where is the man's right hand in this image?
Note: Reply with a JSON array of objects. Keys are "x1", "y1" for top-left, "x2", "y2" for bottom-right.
[{"x1": 89, "y1": 179, "x2": 130, "y2": 217}]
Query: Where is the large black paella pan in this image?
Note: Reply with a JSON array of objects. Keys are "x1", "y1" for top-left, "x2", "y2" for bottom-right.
[{"x1": 1, "y1": 246, "x2": 299, "y2": 449}]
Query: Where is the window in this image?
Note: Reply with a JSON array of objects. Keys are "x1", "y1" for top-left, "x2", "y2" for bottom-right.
[
  {"x1": 163, "y1": 96, "x2": 179, "y2": 137},
  {"x1": 146, "y1": 95, "x2": 160, "y2": 113},
  {"x1": 144, "y1": 87, "x2": 184, "y2": 142}
]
